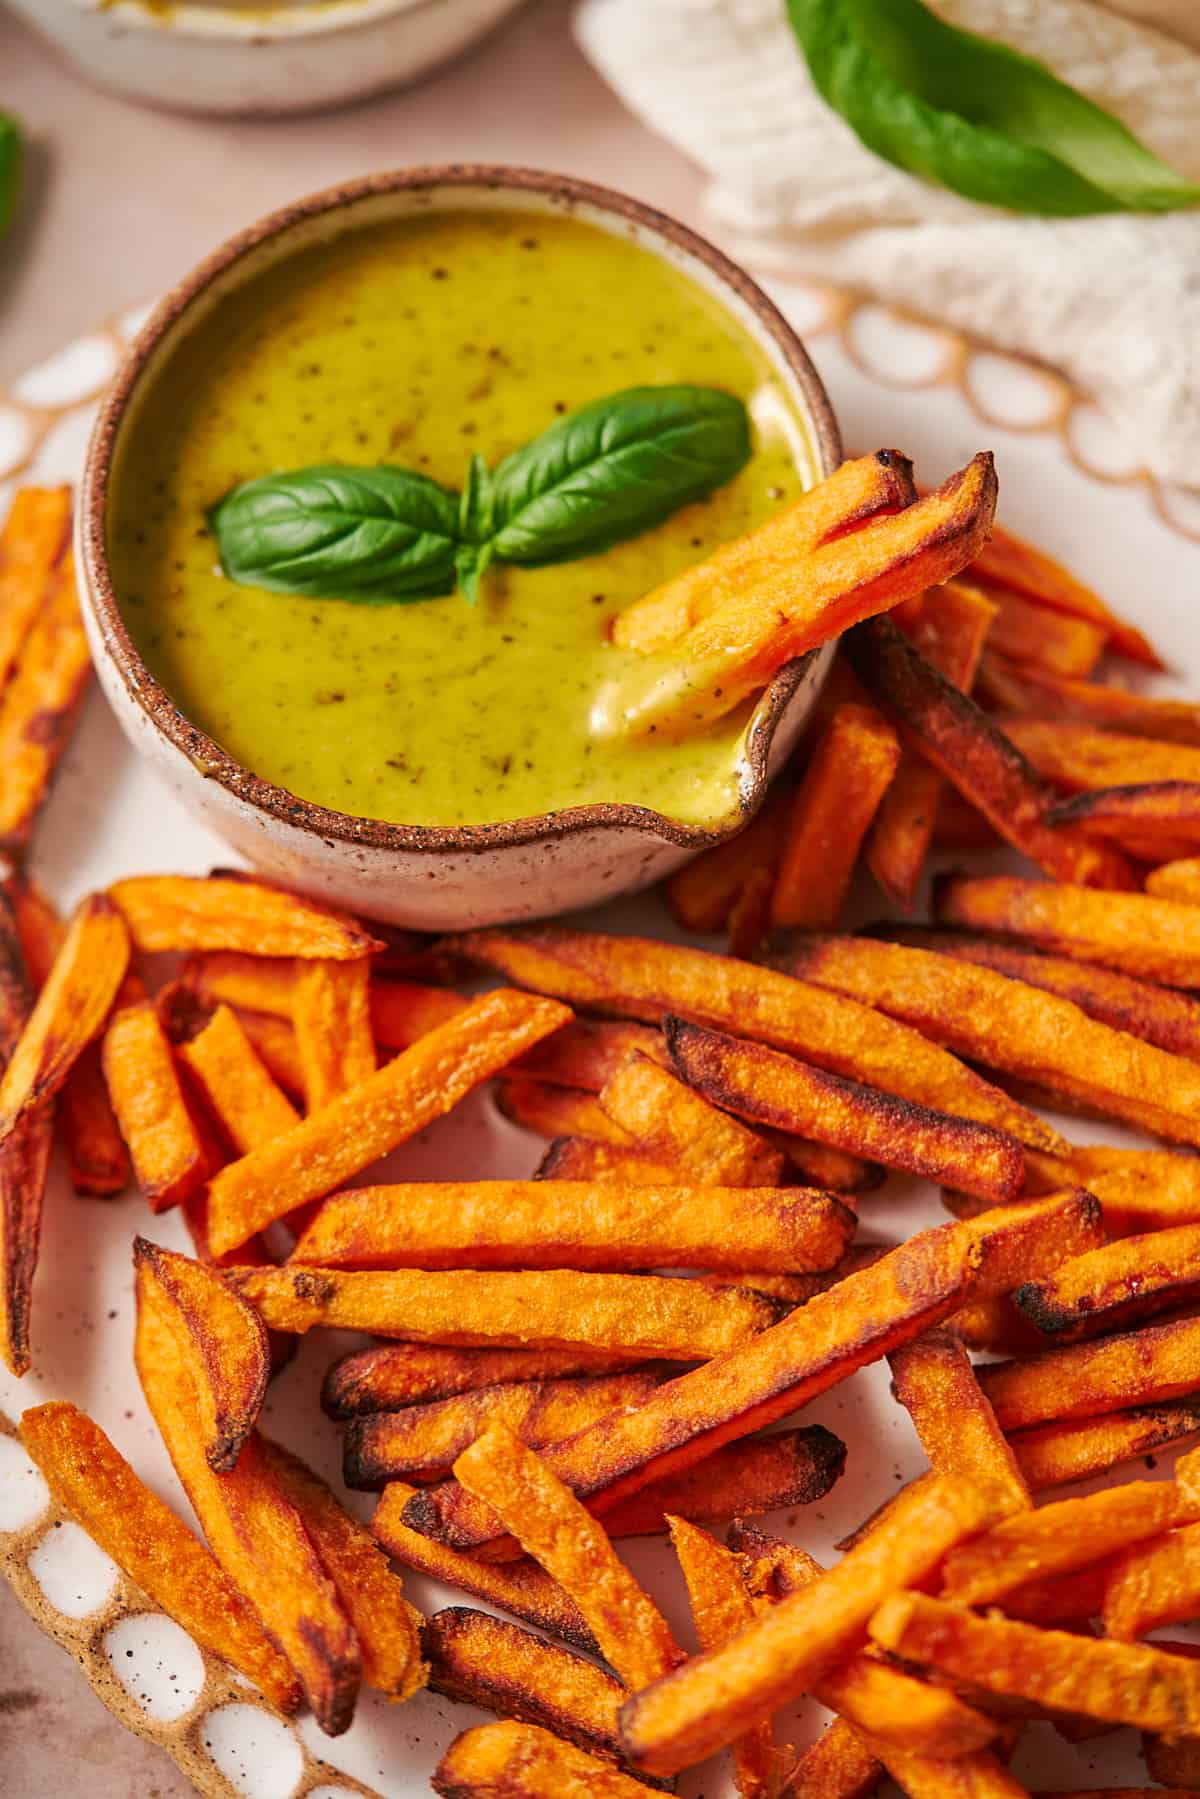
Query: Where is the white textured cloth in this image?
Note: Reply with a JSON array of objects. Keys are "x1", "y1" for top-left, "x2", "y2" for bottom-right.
[{"x1": 575, "y1": 0, "x2": 1200, "y2": 487}]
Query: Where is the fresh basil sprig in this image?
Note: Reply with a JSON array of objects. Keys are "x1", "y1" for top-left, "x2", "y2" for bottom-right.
[
  {"x1": 210, "y1": 385, "x2": 751, "y2": 607},
  {"x1": 0, "y1": 113, "x2": 23, "y2": 241},
  {"x1": 787, "y1": 0, "x2": 1200, "y2": 216}
]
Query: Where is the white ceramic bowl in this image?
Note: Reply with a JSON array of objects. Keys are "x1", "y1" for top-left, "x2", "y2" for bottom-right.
[
  {"x1": 78, "y1": 167, "x2": 842, "y2": 929},
  {"x1": 7, "y1": 0, "x2": 527, "y2": 117}
]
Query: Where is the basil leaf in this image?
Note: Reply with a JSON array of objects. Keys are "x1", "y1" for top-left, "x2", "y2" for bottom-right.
[
  {"x1": 788, "y1": 0, "x2": 1200, "y2": 216},
  {"x1": 490, "y1": 385, "x2": 751, "y2": 566},
  {"x1": 210, "y1": 465, "x2": 460, "y2": 604},
  {"x1": 0, "y1": 113, "x2": 22, "y2": 241}
]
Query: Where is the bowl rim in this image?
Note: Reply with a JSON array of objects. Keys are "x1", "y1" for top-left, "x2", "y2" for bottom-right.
[
  {"x1": 61, "y1": 0, "x2": 474, "y2": 42},
  {"x1": 79, "y1": 163, "x2": 843, "y2": 859}
]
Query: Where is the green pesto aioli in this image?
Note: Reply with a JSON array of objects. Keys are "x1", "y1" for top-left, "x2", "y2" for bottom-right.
[{"x1": 109, "y1": 210, "x2": 814, "y2": 827}]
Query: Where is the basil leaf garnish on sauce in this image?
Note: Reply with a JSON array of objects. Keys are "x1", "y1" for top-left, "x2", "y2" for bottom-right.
[
  {"x1": 490, "y1": 385, "x2": 752, "y2": 566},
  {"x1": 0, "y1": 113, "x2": 23, "y2": 241},
  {"x1": 210, "y1": 384, "x2": 753, "y2": 607},
  {"x1": 210, "y1": 465, "x2": 461, "y2": 605},
  {"x1": 788, "y1": 0, "x2": 1200, "y2": 216}
]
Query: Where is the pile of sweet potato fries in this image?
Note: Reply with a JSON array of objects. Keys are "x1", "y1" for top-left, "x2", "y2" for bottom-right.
[{"x1": 10, "y1": 461, "x2": 1200, "y2": 1797}]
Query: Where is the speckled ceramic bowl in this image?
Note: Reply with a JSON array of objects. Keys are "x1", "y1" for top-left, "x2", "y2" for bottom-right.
[{"x1": 78, "y1": 166, "x2": 842, "y2": 929}]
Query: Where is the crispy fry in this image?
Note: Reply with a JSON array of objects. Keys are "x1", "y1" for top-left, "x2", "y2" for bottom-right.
[
  {"x1": 233, "y1": 1008, "x2": 305, "y2": 1100},
  {"x1": 603, "y1": 454, "x2": 996, "y2": 737},
  {"x1": 1011, "y1": 1403, "x2": 1200, "y2": 1492},
  {"x1": 18, "y1": 1401, "x2": 299, "y2": 1712},
  {"x1": 946, "y1": 1293, "x2": 1047, "y2": 1358},
  {"x1": 343, "y1": 1371, "x2": 662, "y2": 1487},
  {"x1": 619, "y1": 1474, "x2": 1005, "y2": 1776},
  {"x1": 183, "y1": 950, "x2": 297, "y2": 1018},
  {"x1": 731, "y1": 1521, "x2": 1000, "y2": 1758},
  {"x1": 787, "y1": 1720, "x2": 883, "y2": 1799},
  {"x1": 669, "y1": 1517, "x2": 783, "y2": 1797},
  {"x1": 980, "y1": 1315, "x2": 1200, "y2": 1432},
  {"x1": 770, "y1": 702, "x2": 900, "y2": 930},
  {"x1": 958, "y1": 1192, "x2": 1104, "y2": 1297},
  {"x1": 667, "y1": 1016, "x2": 1024, "y2": 1202},
  {"x1": 932, "y1": 786, "x2": 999, "y2": 849},
  {"x1": 134, "y1": 1257, "x2": 359, "y2": 1733},
  {"x1": 862, "y1": 1738, "x2": 1032, "y2": 1799},
  {"x1": 0, "y1": 549, "x2": 93, "y2": 852},
  {"x1": 1003, "y1": 718, "x2": 1200, "y2": 794},
  {"x1": 777, "y1": 930, "x2": 1200, "y2": 1146},
  {"x1": 207, "y1": 988, "x2": 569, "y2": 1255},
  {"x1": 1146, "y1": 858, "x2": 1200, "y2": 906},
  {"x1": 535, "y1": 1136, "x2": 685, "y2": 1184},
  {"x1": 936, "y1": 873, "x2": 1200, "y2": 988},
  {"x1": 969, "y1": 521, "x2": 1160, "y2": 667},
  {"x1": 598, "y1": 1052, "x2": 785, "y2": 1187},
  {"x1": 1028, "y1": 1147, "x2": 1200, "y2": 1236},
  {"x1": 0, "y1": 886, "x2": 49, "y2": 1376},
  {"x1": 665, "y1": 789, "x2": 787, "y2": 936},
  {"x1": 843, "y1": 617, "x2": 1132, "y2": 887},
  {"x1": 0, "y1": 487, "x2": 72, "y2": 688},
  {"x1": 370, "y1": 979, "x2": 469, "y2": 1048},
  {"x1": 890, "y1": 1328, "x2": 1029, "y2": 1511},
  {"x1": 1103, "y1": 1516, "x2": 1200, "y2": 1642},
  {"x1": 978, "y1": 654, "x2": 1200, "y2": 743},
  {"x1": 614, "y1": 451, "x2": 920, "y2": 654},
  {"x1": 102, "y1": 1002, "x2": 210, "y2": 1210},
  {"x1": 516, "y1": 1018, "x2": 666, "y2": 1090},
  {"x1": 134, "y1": 1239, "x2": 269, "y2": 1471},
  {"x1": 867, "y1": 579, "x2": 996, "y2": 910},
  {"x1": 0, "y1": 894, "x2": 129, "y2": 1147},
  {"x1": 448, "y1": 926, "x2": 1064, "y2": 1152},
  {"x1": 400, "y1": 1224, "x2": 979, "y2": 1556},
  {"x1": 455, "y1": 1424, "x2": 684, "y2": 1689},
  {"x1": 1144, "y1": 1731, "x2": 1200, "y2": 1789},
  {"x1": 177, "y1": 1002, "x2": 299, "y2": 1155},
  {"x1": 255, "y1": 1435, "x2": 424, "y2": 1701},
  {"x1": 1015, "y1": 1225, "x2": 1200, "y2": 1339},
  {"x1": 941, "y1": 1479, "x2": 1196, "y2": 1606},
  {"x1": 988, "y1": 591, "x2": 1106, "y2": 677},
  {"x1": 1047, "y1": 782, "x2": 1200, "y2": 860},
  {"x1": 870, "y1": 1591, "x2": 1200, "y2": 1735},
  {"x1": 1000, "y1": 1563, "x2": 1111, "y2": 1626},
  {"x1": 372, "y1": 1481, "x2": 597, "y2": 1653},
  {"x1": 433, "y1": 1720, "x2": 659, "y2": 1798},
  {"x1": 598, "y1": 1425, "x2": 846, "y2": 1537},
  {"x1": 291, "y1": 1178, "x2": 851, "y2": 1275},
  {"x1": 234, "y1": 1265, "x2": 774, "y2": 1358},
  {"x1": 497, "y1": 1076, "x2": 628, "y2": 1144},
  {"x1": 291, "y1": 957, "x2": 376, "y2": 1110},
  {"x1": 109, "y1": 874, "x2": 382, "y2": 960},
  {"x1": 323, "y1": 1341, "x2": 645, "y2": 1418},
  {"x1": 423, "y1": 1608, "x2": 640, "y2": 1777}
]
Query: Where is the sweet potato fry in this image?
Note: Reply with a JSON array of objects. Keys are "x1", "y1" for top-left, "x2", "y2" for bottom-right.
[
  {"x1": 233, "y1": 1008, "x2": 305, "y2": 1099},
  {"x1": 177, "y1": 1002, "x2": 299, "y2": 1155},
  {"x1": 936, "y1": 873, "x2": 1200, "y2": 988},
  {"x1": 534, "y1": 1136, "x2": 685, "y2": 1184},
  {"x1": 102, "y1": 1002, "x2": 210, "y2": 1210},
  {"x1": 843, "y1": 616, "x2": 1132, "y2": 887},
  {"x1": 667, "y1": 1016, "x2": 1024, "y2": 1203},
  {"x1": 890, "y1": 1328, "x2": 1029, "y2": 1511},
  {"x1": 946, "y1": 1293, "x2": 1047, "y2": 1358},
  {"x1": 515, "y1": 1018, "x2": 666, "y2": 1090},
  {"x1": 255, "y1": 1435, "x2": 424, "y2": 1701},
  {"x1": 0, "y1": 487, "x2": 72, "y2": 688},
  {"x1": 291, "y1": 957, "x2": 376, "y2": 1110},
  {"x1": 1047, "y1": 783, "x2": 1200, "y2": 860},
  {"x1": 0, "y1": 885, "x2": 50, "y2": 1377},
  {"x1": 0, "y1": 894, "x2": 129, "y2": 1147},
  {"x1": 941, "y1": 1479, "x2": 1197, "y2": 1606},
  {"x1": 1103, "y1": 1515, "x2": 1200, "y2": 1642},
  {"x1": 602, "y1": 453, "x2": 996, "y2": 738},
  {"x1": 867, "y1": 579, "x2": 997, "y2": 910},
  {"x1": 447, "y1": 926, "x2": 1064, "y2": 1152},
  {"x1": 665, "y1": 789, "x2": 787, "y2": 936},
  {"x1": 1003, "y1": 719, "x2": 1200, "y2": 795},
  {"x1": 1147, "y1": 858, "x2": 1200, "y2": 906},
  {"x1": 1010, "y1": 1403, "x2": 1200, "y2": 1492},
  {"x1": 988, "y1": 591, "x2": 1106, "y2": 678},
  {"x1": 1142, "y1": 1732, "x2": 1200, "y2": 1791},
  {"x1": 400, "y1": 1224, "x2": 979, "y2": 1556},
  {"x1": 978, "y1": 653, "x2": 1200, "y2": 743},
  {"x1": 370, "y1": 979, "x2": 469, "y2": 1049},
  {"x1": 614, "y1": 451, "x2": 919, "y2": 654},
  {"x1": 0, "y1": 549, "x2": 93, "y2": 853},
  {"x1": 598, "y1": 1425, "x2": 845, "y2": 1537},
  {"x1": 497, "y1": 1077, "x2": 628, "y2": 1144},
  {"x1": 109, "y1": 874, "x2": 382, "y2": 960},
  {"x1": 999, "y1": 1563, "x2": 1111, "y2": 1627},
  {"x1": 19, "y1": 1401, "x2": 299, "y2": 1712},
  {"x1": 870, "y1": 1591, "x2": 1200, "y2": 1734},
  {"x1": 433, "y1": 1721, "x2": 657, "y2": 1798},
  {"x1": 957, "y1": 1191, "x2": 1104, "y2": 1296},
  {"x1": 1028, "y1": 1146, "x2": 1200, "y2": 1235},
  {"x1": 424, "y1": 1608, "x2": 640, "y2": 1777},
  {"x1": 861, "y1": 1738, "x2": 1032, "y2": 1799},
  {"x1": 619, "y1": 1474, "x2": 1005, "y2": 1777},
  {"x1": 731, "y1": 1521, "x2": 1001, "y2": 1758},
  {"x1": 598, "y1": 1052, "x2": 785, "y2": 1187},
  {"x1": 669, "y1": 1517, "x2": 783, "y2": 1796},
  {"x1": 182, "y1": 950, "x2": 297, "y2": 1019},
  {"x1": 1015, "y1": 1225, "x2": 1200, "y2": 1339},
  {"x1": 786, "y1": 1719, "x2": 883, "y2": 1799},
  {"x1": 932, "y1": 786, "x2": 999, "y2": 849},
  {"x1": 372, "y1": 1481, "x2": 597, "y2": 1653},
  {"x1": 323, "y1": 1341, "x2": 645, "y2": 1417},
  {"x1": 290, "y1": 1178, "x2": 851, "y2": 1275},
  {"x1": 135, "y1": 1257, "x2": 360, "y2": 1733},
  {"x1": 969, "y1": 521, "x2": 1160, "y2": 667},
  {"x1": 343, "y1": 1371, "x2": 662, "y2": 1487},
  {"x1": 769, "y1": 702, "x2": 900, "y2": 930},
  {"x1": 980, "y1": 1315, "x2": 1200, "y2": 1432},
  {"x1": 777, "y1": 930, "x2": 1200, "y2": 1146},
  {"x1": 134, "y1": 1238, "x2": 269, "y2": 1471},
  {"x1": 206, "y1": 988, "x2": 569, "y2": 1255},
  {"x1": 455, "y1": 1424, "x2": 684, "y2": 1688}
]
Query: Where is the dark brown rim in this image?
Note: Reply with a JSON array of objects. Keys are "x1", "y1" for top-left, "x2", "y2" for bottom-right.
[{"x1": 80, "y1": 165, "x2": 842, "y2": 857}]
